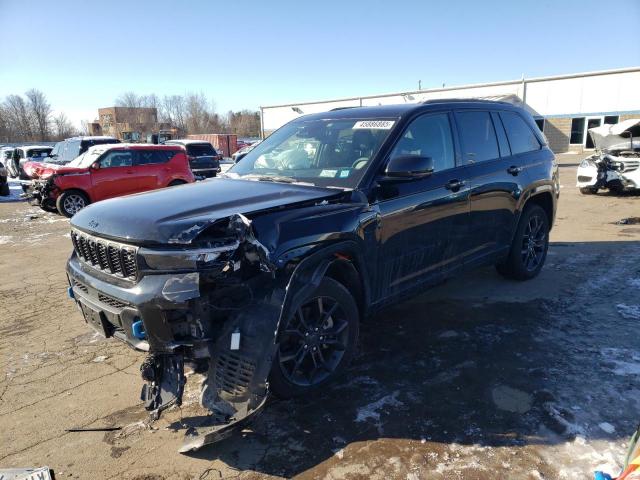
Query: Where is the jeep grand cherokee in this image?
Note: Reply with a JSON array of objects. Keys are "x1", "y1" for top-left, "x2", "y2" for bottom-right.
[{"x1": 65, "y1": 99, "x2": 558, "y2": 452}]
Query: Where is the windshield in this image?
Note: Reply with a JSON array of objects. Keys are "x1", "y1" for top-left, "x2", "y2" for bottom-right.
[
  {"x1": 228, "y1": 118, "x2": 396, "y2": 188},
  {"x1": 67, "y1": 148, "x2": 105, "y2": 168},
  {"x1": 27, "y1": 148, "x2": 52, "y2": 158}
]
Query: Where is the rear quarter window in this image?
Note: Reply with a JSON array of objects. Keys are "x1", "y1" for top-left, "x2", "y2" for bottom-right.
[{"x1": 499, "y1": 111, "x2": 541, "y2": 155}]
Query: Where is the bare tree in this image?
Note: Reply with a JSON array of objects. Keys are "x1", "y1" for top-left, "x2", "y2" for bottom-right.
[
  {"x1": 53, "y1": 112, "x2": 77, "y2": 140},
  {"x1": 161, "y1": 95, "x2": 187, "y2": 132},
  {"x1": 226, "y1": 110, "x2": 261, "y2": 137},
  {"x1": 115, "y1": 92, "x2": 143, "y2": 108},
  {"x1": 4, "y1": 94, "x2": 34, "y2": 141},
  {"x1": 25, "y1": 89, "x2": 52, "y2": 141}
]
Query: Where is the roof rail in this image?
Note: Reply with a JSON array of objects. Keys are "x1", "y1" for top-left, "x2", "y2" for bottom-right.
[
  {"x1": 329, "y1": 106, "x2": 357, "y2": 111},
  {"x1": 421, "y1": 97, "x2": 517, "y2": 106}
]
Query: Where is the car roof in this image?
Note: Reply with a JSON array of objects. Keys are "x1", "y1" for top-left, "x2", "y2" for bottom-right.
[
  {"x1": 64, "y1": 136, "x2": 119, "y2": 141},
  {"x1": 298, "y1": 99, "x2": 520, "y2": 122},
  {"x1": 165, "y1": 139, "x2": 213, "y2": 145},
  {"x1": 85, "y1": 143, "x2": 182, "y2": 153},
  {"x1": 19, "y1": 145, "x2": 53, "y2": 151}
]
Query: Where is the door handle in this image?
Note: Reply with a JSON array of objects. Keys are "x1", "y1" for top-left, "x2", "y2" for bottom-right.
[
  {"x1": 507, "y1": 165, "x2": 523, "y2": 176},
  {"x1": 445, "y1": 179, "x2": 466, "y2": 191}
]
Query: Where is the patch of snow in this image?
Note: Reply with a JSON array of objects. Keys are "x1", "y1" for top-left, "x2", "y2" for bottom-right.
[
  {"x1": 92, "y1": 355, "x2": 108, "y2": 363},
  {"x1": 438, "y1": 330, "x2": 458, "y2": 339},
  {"x1": 355, "y1": 391, "x2": 402, "y2": 424},
  {"x1": 0, "y1": 235, "x2": 12, "y2": 244},
  {"x1": 0, "y1": 180, "x2": 26, "y2": 203},
  {"x1": 616, "y1": 304, "x2": 640, "y2": 320},
  {"x1": 601, "y1": 348, "x2": 640, "y2": 376},
  {"x1": 599, "y1": 422, "x2": 616, "y2": 434},
  {"x1": 629, "y1": 278, "x2": 640, "y2": 288}
]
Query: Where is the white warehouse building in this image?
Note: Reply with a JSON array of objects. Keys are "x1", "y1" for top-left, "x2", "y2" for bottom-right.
[{"x1": 260, "y1": 66, "x2": 640, "y2": 154}]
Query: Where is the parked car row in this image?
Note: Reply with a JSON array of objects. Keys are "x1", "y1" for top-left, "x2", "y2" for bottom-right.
[
  {"x1": 29, "y1": 143, "x2": 195, "y2": 217},
  {"x1": 1, "y1": 135, "x2": 224, "y2": 214}
]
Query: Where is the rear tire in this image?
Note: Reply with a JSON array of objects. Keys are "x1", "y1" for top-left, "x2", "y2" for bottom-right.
[
  {"x1": 496, "y1": 204, "x2": 549, "y2": 281},
  {"x1": 269, "y1": 277, "x2": 359, "y2": 398},
  {"x1": 580, "y1": 187, "x2": 598, "y2": 195},
  {"x1": 56, "y1": 190, "x2": 89, "y2": 217}
]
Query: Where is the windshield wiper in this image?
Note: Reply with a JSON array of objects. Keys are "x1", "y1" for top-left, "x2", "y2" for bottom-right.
[{"x1": 241, "y1": 174, "x2": 315, "y2": 186}]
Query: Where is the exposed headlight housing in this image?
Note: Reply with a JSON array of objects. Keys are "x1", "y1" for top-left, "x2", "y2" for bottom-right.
[{"x1": 139, "y1": 241, "x2": 240, "y2": 271}]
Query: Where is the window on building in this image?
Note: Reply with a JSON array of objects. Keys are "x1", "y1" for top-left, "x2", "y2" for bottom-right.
[
  {"x1": 570, "y1": 117, "x2": 586, "y2": 144},
  {"x1": 604, "y1": 115, "x2": 619, "y2": 125},
  {"x1": 534, "y1": 118, "x2": 545, "y2": 132},
  {"x1": 455, "y1": 111, "x2": 500, "y2": 163},
  {"x1": 390, "y1": 113, "x2": 455, "y2": 172},
  {"x1": 500, "y1": 111, "x2": 541, "y2": 155}
]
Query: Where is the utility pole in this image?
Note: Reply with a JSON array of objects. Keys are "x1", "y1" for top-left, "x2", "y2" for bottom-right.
[{"x1": 418, "y1": 80, "x2": 422, "y2": 90}]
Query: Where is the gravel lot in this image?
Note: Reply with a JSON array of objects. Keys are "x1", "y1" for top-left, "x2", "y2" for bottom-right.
[{"x1": 1, "y1": 154, "x2": 639, "y2": 479}]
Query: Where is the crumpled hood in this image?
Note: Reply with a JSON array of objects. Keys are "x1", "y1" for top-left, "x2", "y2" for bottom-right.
[
  {"x1": 71, "y1": 178, "x2": 344, "y2": 245},
  {"x1": 589, "y1": 119, "x2": 640, "y2": 152}
]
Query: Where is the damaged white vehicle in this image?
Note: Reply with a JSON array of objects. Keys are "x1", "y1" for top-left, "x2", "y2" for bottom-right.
[{"x1": 577, "y1": 119, "x2": 640, "y2": 194}]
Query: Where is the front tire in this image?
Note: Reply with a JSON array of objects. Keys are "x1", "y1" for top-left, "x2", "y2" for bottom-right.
[
  {"x1": 580, "y1": 186, "x2": 598, "y2": 195},
  {"x1": 496, "y1": 204, "x2": 549, "y2": 281},
  {"x1": 56, "y1": 190, "x2": 89, "y2": 217},
  {"x1": 269, "y1": 277, "x2": 359, "y2": 398}
]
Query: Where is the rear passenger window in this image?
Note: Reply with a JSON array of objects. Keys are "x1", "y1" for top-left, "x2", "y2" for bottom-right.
[
  {"x1": 455, "y1": 111, "x2": 500, "y2": 163},
  {"x1": 135, "y1": 150, "x2": 172, "y2": 165},
  {"x1": 98, "y1": 151, "x2": 133, "y2": 168},
  {"x1": 389, "y1": 113, "x2": 455, "y2": 172},
  {"x1": 499, "y1": 111, "x2": 541, "y2": 155}
]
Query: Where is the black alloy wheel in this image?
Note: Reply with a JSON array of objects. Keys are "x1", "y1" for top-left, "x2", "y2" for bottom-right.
[
  {"x1": 269, "y1": 277, "x2": 358, "y2": 398},
  {"x1": 496, "y1": 204, "x2": 549, "y2": 281}
]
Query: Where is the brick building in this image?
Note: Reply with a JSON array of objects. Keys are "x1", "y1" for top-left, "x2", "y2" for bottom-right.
[
  {"x1": 89, "y1": 107, "x2": 166, "y2": 142},
  {"x1": 260, "y1": 67, "x2": 640, "y2": 153}
]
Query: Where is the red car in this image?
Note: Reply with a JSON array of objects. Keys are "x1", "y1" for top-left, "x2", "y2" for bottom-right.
[{"x1": 30, "y1": 144, "x2": 195, "y2": 217}]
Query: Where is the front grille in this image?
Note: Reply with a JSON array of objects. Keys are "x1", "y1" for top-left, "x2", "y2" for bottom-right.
[
  {"x1": 620, "y1": 159, "x2": 640, "y2": 173},
  {"x1": 71, "y1": 278, "x2": 89, "y2": 294},
  {"x1": 98, "y1": 293, "x2": 129, "y2": 310},
  {"x1": 71, "y1": 229, "x2": 139, "y2": 280},
  {"x1": 214, "y1": 353, "x2": 255, "y2": 397}
]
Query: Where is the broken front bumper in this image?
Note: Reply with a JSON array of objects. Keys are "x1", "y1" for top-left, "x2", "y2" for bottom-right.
[{"x1": 66, "y1": 253, "x2": 286, "y2": 452}]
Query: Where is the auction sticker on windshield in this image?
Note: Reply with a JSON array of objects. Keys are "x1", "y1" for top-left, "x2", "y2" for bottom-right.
[{"x1": 353, "y1": 120, "x2": 395, "y2": 130}]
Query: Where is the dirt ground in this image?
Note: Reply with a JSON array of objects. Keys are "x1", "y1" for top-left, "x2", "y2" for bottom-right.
[{"x1": 1, "y1": 154, "x2": 639, "y2": 479}]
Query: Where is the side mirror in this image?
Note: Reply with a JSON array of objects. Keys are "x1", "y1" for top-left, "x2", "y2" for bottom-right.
[
  {"x1": 90, "y1": 162, "x2": 100, "y2": 170},
  {"x1": 382, "y1": 155, "x2": 434, "y2": 180}
]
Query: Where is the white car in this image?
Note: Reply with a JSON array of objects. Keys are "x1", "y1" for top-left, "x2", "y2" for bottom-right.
[
  {"x1": 576, "y1": 119, "x2": 640, "y2": 194},
  {"x1": 10, "y1": 145, "x2": 53, "y2": 179}
]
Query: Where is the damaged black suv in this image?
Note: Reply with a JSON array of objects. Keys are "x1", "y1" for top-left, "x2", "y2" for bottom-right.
[{"x1": 66, "y1": 99, "x2": 558, "y2": 452}]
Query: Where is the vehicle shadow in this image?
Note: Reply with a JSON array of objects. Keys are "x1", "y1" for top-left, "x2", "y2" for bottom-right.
[{"x1": 185, "y1": 240, "x2": 640, "y2": 477}]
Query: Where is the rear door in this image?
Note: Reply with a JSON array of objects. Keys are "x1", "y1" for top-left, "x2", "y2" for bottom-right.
[
  {"x1": 454, "y1": 109, "x2": 528, "y2": 265},
  {"x1": 133, "y1": 149, "x2": 173, "y2": 190},
  {"x1": 374, "y1": 111, "x2": 471, "y2": 301},
  {"x1": 90, "y1": 149, "x2": 137, "y2": 201}
]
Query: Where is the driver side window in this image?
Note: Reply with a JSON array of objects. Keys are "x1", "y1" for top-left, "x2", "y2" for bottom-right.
[
  {"x1": 98, "y1": 151, "x2": 133, "y2": 168},
  {"x1": 390, "y1": 113, "x2": 455, "y2": 172}
]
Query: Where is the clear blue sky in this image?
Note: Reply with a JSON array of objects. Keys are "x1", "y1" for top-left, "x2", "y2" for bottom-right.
[{"x1": 1, "y1": 0, "x2": 639, "y2": 127}]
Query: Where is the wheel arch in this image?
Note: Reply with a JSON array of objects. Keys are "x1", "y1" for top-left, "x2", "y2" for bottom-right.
[
  {"x1": 276, "y1": 240, "x2": 371, "y2": 340},
  {"x1": 59, "y1": 187, "x2": 92, "y2": 203},
  {"x1": 523, "y1": 190, "x2": 554, "y2": 230}
]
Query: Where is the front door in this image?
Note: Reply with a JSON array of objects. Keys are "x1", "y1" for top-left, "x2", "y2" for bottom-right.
[
  {"x1": 373, "y1": 112, "x2": 470, "y2": 302},
  {"x1": 90, "y1": 150, "x2": 138, "y2": 201}
]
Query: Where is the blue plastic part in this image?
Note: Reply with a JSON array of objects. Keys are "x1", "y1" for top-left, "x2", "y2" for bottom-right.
[
  {"x1": 131, "y1": 319, "x2": 146, "y2": 340},
  {"x1": 67, "y1": 286, "x2": 75, "y2": 299},
  {"x1": 594, "y1": 472, "x2": 613, "y2": 480}
]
